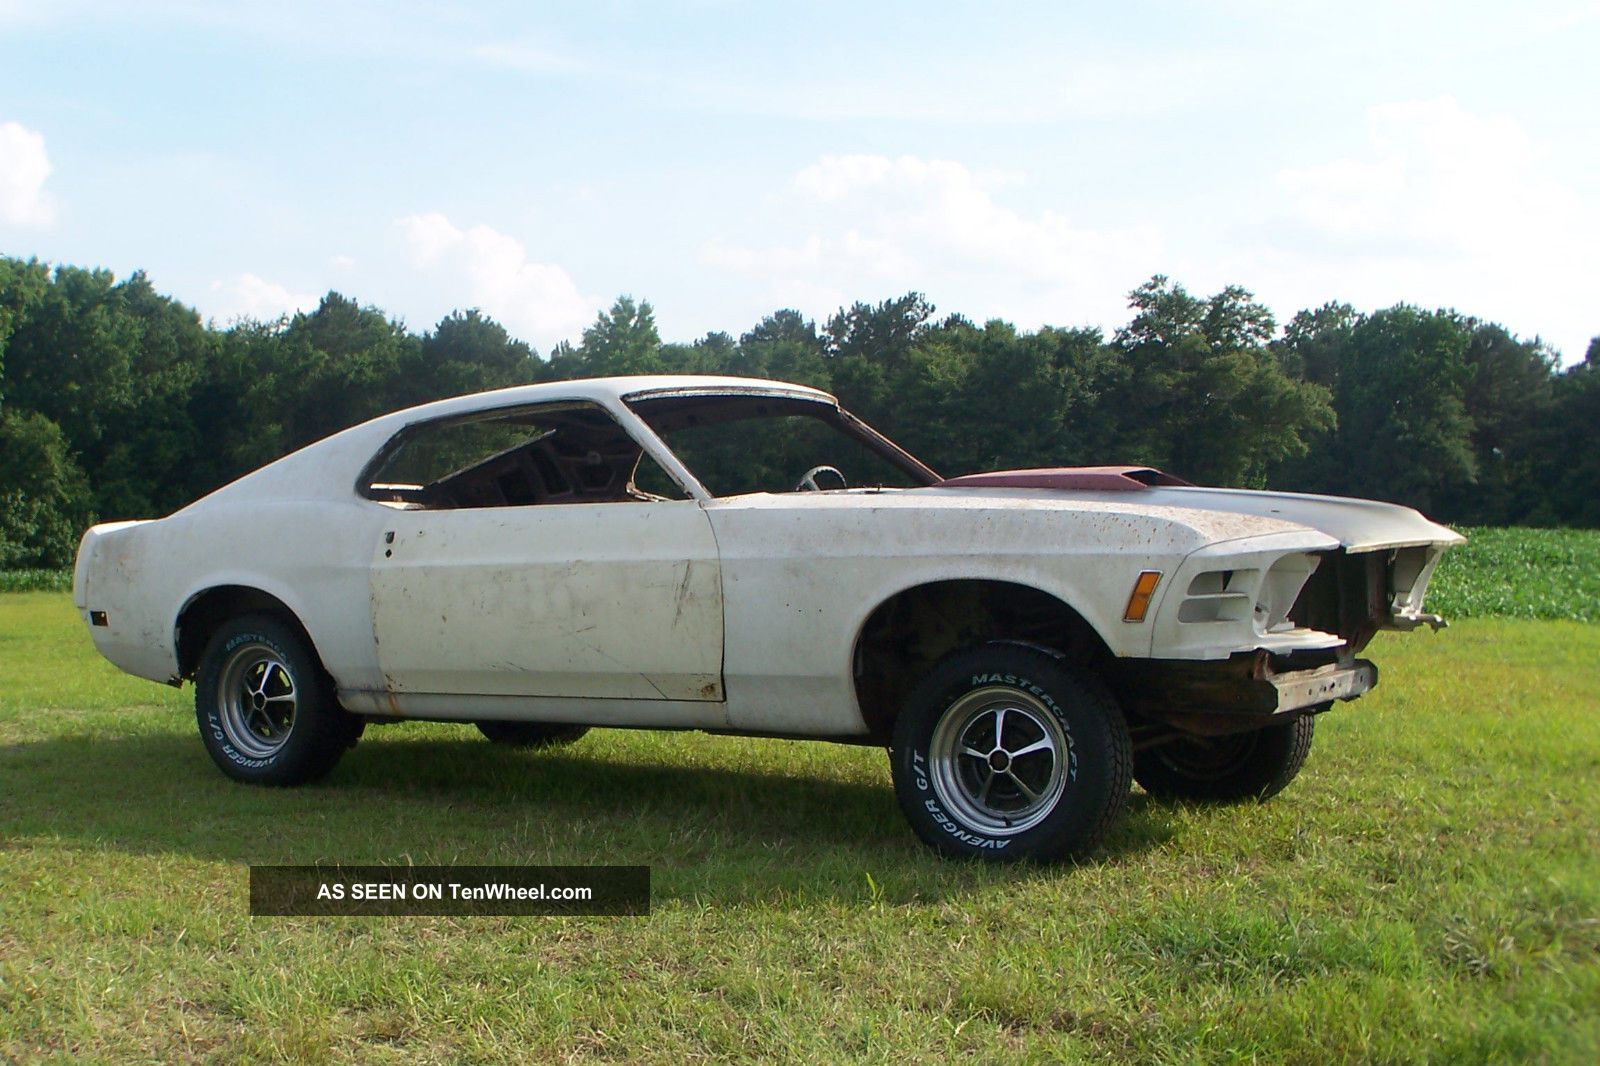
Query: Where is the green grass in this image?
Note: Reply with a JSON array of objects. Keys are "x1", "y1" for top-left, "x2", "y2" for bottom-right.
[
  {"x1": 0, "y1": 569, "x2": 71, "y2": 594},
  {"x1": 1427, "y1": 526, "x2": 1600, "y2": 622},
  {"x1": 1, "y1": 592, "x2": 1597, "y2": 1063}
]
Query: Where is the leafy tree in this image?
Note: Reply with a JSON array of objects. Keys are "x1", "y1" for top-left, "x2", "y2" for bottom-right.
[
  {"x1": 1434, "y1": 323, "x2": 1558, "y2": 523},
  {"x1": 907, "y1": 317, "x2": 1096, "y2": 476},
  {"x1": 1277, "y1": 305, "x2": 1476, "y2": 510},
  {"x1": 0, "y1": 265, "x2": 143, "y2": 450},
  {"x1": 546, "y1": 296, "x2": 662, "y2": 379},
  {"x1": 179, "y1": 319, "x2": 295, "y2": 503},
  {"x1": 659, "y1": 330, "x2": 738, "y2": 376},
  {"x1": 0, "y1": 254, "x2": 1589, "y2": 543},
  {"x1": 0, "y1": 265, "x2": 212, "y2": 517},
  {"x1": 1113, "y1": 277, "x2": 1333, "y2": 487},
  {"x1": 1533, "y1": 338, "x2": 1600, "y2": 525},
  {"x1": 403, "y1": 309, "x2": 537, "y2": 406},
  {"x1": 0, "y1": 258, "x2": 50, "y2": 407},
  {"x1": 690, "y1": 330, "x2": 739, "y2": 372},
  {"x1": 734, "y1": 310, "x2": 822, "y2": 377},
  {"x1": 83, "y1": 272, "x2": 210, "y2": 517},
  {"x1": 1275, "y1": 302, "x2": 1356, "y2": 386},
  {"x1": 823, "y1": 293, "x2": 937, "y2": 430},
  {"x1": 824, "y1": 293, "x2": 935, "y2": 368},
  {"x1": 0, "y1": 410, "x2": 94, "y2": 568},
  {"x1": 274, "y1": 293, "x2": 420, "y2": 449}
]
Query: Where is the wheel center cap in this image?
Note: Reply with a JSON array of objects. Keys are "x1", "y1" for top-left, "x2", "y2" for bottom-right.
[
  {"x1": 251, "y1": 692, "x2": 266, "y2": 711},
  {"x1": 988, "y1": 749, "x2": 1011, "y2": 772}
]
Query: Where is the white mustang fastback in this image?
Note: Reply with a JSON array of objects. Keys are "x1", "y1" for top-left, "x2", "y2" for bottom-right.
[{"x1": 74, "y1": 375, "x2": 1461, "y2": 861}]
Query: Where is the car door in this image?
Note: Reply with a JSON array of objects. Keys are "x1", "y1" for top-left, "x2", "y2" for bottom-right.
[{"x1": 364, "y1": 402, "x2": 723, "y2": 703}]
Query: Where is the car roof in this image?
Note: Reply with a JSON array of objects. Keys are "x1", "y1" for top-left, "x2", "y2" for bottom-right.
[
  {"x1": 381, "y1": 374, "x2": 837, "y2": 426},
  {"x1": 177, "y1": 375, "x2": 839, "y2": 512}
]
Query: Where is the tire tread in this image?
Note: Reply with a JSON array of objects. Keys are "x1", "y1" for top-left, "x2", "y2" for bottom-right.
[{"x1": 194, "y1": 612, "x2": 358, "y2": 786}]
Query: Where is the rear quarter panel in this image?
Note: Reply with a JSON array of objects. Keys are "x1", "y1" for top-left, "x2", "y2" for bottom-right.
[{"x1": 78, "y1": 499, "x2": 388, "y2": 691}]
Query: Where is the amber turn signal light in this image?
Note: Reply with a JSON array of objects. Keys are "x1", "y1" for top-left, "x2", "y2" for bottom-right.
[{"x1": 1122, "y1": 570, "x2": 1162, "y2": 622}]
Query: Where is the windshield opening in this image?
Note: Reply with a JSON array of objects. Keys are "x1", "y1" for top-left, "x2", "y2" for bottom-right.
[{"x1": 625, "y1": 392, "x2": 939, "y2": 497}]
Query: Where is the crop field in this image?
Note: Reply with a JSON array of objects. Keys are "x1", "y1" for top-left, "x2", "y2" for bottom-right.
[
  {"x1": 1425, "y1": 526, "x2": 1600, "y2": 622},
  {"x1": 2, "y1": 530, "x2": 1598, "y2": 1063}
]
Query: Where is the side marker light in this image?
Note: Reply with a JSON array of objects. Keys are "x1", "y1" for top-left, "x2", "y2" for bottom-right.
[{"x1": 1123, "y1": 571, "x2": 1162, "y2": 623}]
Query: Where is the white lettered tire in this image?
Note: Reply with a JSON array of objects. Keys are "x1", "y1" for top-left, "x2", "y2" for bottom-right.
[
  {"x1": 194, "y1": 614, "x2": 360, "y2": 785},
  {"x1": 890, "y1": 643, "x2": 1132, "y2": 862}
]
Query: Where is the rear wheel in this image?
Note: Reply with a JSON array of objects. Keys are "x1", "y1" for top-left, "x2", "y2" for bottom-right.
[
  {"x1": 1134, "y1": 714, "x2": 1316, "y2": 802},
  {"x1": 890, "y1": 643, "x2": 1132, "y2": 862},
  {"x1": 195, "y1": 614, "x2": 360, "y2": 785},
  {"x1": 475, "y1": 721, "x2": 590, "y2": 749}
]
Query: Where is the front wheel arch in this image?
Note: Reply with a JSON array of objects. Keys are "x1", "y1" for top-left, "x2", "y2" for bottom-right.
[{"x1": 852, "y1": 579, "x2": 1117, "y2": 742}]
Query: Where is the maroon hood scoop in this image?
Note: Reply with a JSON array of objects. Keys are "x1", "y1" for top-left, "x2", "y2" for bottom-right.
[{"x1": 934, "y1": 466, "x2": 1193, "y2": 492}]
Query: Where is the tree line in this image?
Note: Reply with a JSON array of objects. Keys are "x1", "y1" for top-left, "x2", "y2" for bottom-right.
[{"x1": 1, "y1": 255, "x2": 1595, "y2": 568}]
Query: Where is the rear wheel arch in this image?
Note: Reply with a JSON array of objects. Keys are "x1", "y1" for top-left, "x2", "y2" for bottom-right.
[
  {"x1": 176, "y1": 585, "x2": 325, "y2": 682},
  {"x1": 851, "y1": 578, "x2": 1117, "y2": 742}
]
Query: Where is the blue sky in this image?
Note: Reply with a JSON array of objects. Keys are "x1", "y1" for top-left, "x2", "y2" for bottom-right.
[{"x1": 2, "y1": 1, "x2": 1596, "y2": 362}]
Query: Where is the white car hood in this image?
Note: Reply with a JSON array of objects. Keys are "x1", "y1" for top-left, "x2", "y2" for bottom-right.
[
  {"x1": 1125, "y1": 485, "x2": 1463, "y2": 553},
  {"x1": 919, "y1": 480, "x2": 1462, "y2": 554}
]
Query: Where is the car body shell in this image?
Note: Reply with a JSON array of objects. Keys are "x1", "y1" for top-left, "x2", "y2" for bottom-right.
[{"x1": 74, "y1": 375, "x2": 1463, "y2": 738}]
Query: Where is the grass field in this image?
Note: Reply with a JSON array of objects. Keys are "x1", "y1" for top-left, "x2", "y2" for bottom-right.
[
  {"x1": 2, "y1": 588, "x2": 1597, "y2": 1063},
  {"x1": 1425, "y1": 527, "x2": 1600, "y2": 622},
  {"x1": 0, "y1": 569, "x2": 70, "y2": 593}
]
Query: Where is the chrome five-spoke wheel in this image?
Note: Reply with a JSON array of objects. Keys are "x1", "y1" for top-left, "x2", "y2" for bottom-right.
[
  {"x1": 217, "y1": 642, "x2": 299, "y2": 758},
  {"x1": 195, "y1": 613, "x2": 359, "y2": 785},
  {"x1": 891, "y1": 642, "x2": 1132, "y2": 862},
  {"x1": 928, "y1": 687, "x2": 1068, "y2": 835}
]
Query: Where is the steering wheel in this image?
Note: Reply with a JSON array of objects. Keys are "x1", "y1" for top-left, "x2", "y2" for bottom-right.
[{"x1": 795, "y1": 464, "x2": 848, "y2": 492}]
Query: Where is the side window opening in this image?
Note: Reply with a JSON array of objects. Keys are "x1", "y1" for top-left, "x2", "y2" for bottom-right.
[{"x1": 361, "y1": 402, "x2": 690, "y2": 510}]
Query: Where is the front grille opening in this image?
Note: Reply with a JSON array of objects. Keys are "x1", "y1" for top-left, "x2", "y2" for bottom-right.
[{"x1": 1288, "y1": 548, "x2": 1388, "y2": 653}]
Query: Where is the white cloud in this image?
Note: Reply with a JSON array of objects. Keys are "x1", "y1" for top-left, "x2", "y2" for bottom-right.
[
  {"x1": 703, "y1": 154, "x2": 1164, "y2": 331},
  {"x1": 0, "y1": 120, "x2": 55, "y2": 227},
  {"x1": 1274, "y1": 96, "x2": 1571, "y2": 255},
  {"x1": 1252, "y1": 96, "x2": 1596, "y2": 360},
  {"x1": 395, "y1": 212, "x2": 596, "y2": 346},
  {"x1": 206, "y1": 273, "x2": 319, "y2": 323},
  {"x1": 0, "y1": 0, "x2": 58, "y2": 25}
]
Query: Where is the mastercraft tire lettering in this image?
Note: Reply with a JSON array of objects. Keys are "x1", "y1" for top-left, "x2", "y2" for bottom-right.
[{"x1": 890, "y1": 643, "x2": 1132, "y2": 862}]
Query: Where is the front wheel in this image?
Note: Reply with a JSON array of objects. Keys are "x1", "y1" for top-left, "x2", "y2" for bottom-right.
[
  {"x1": 890, "y1": 643, "x2": 1132, "y2": 862},
  {"x1": 194, "y1": 614, "x2": 360, "y2": 786},
  {"x1": 1133, "y1": 714, "x2": 1316, "y2": 802}
]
